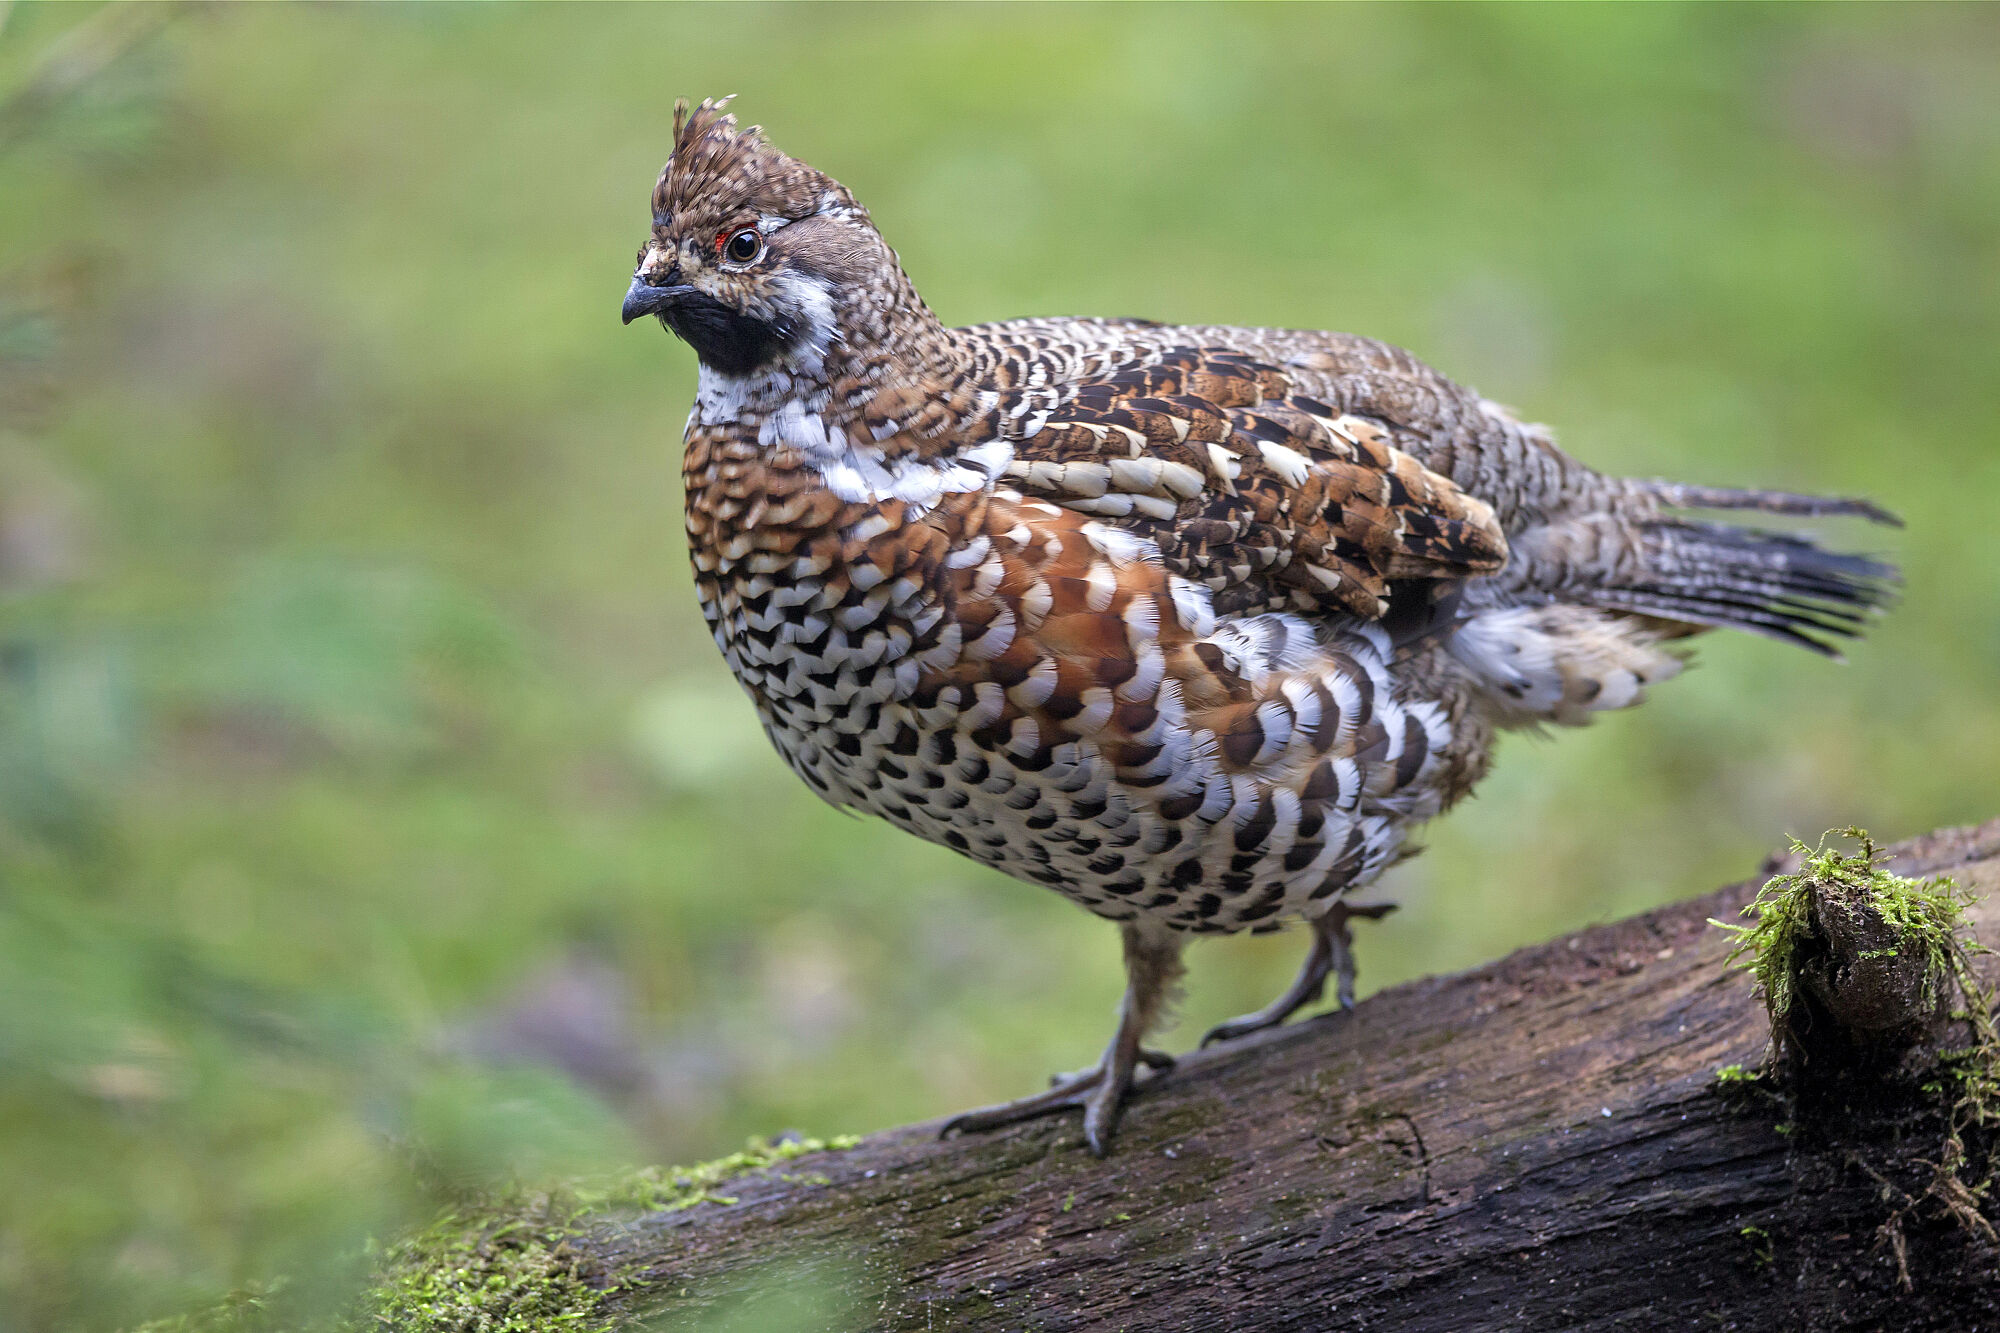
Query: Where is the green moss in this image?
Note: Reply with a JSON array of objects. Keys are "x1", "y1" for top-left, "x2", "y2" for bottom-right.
[
  {"x1": 574, "y1": 1135, "x2": 859, "y2": 1214},
  {"x1": 365, "y1": 1136, "x2": 859, "y2": 1332},
  {"x1": 368, "y1": 1197, "x2": 614, "y2": 1333},
  {"x1": 1713, "y1": 827, "x2": 1976, "y2": 1040}
]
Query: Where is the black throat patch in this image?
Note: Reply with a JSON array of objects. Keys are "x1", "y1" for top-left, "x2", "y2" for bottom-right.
[{"x1": 660, "y1": 291, "x2": 798, "y2": 377}]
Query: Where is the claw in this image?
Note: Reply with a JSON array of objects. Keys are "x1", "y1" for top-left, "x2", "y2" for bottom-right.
[
  {"x1": 941, "y1": 924, "x2": 1184, "y2": 1155},
  {"x1": 945, "y1": 1046, "x2": 1177, "y2": 1142},
  {"x1": 1201, "y1": 901, "x2": 1395, "y2": 1047},
  {"x1": 943, "y1": 1067, "x2": 1102, "y2": 1138},
  {"x1": 1082, "y1": 1065, "x2": 1131, "y2": 1158},
  {"x1": 1047, "y1": 1049, "x2": 1167, "y2": 1087}
]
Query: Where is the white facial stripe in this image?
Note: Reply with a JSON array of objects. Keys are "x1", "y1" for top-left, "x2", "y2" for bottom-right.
[{"x1": 769, "y1": 269, "x2": 838, "y2": 362}]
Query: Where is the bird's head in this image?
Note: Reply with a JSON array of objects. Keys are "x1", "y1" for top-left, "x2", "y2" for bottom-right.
[{"x1": 623, "y1": 98, "x2": 893, "y2": 379}]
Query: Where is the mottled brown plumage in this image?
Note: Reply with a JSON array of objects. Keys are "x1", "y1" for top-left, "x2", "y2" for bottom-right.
[{"x1": 625, "y1": 99, "x2": 1898, "y2": 1153}]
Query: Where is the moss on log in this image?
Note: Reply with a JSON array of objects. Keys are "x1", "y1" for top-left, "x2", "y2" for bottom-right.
[{"x1": 367, "y1": 820, "x2": 2000, "y2": 1332}]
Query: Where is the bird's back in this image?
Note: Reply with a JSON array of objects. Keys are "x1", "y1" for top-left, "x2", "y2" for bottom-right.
[{"x1": 952, "y1": 315, "x2": 1895, "y2": 650}]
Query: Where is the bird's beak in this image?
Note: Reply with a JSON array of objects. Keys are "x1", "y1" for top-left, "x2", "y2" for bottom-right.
[{"x1": 622, "y1": 276, "x2": 698, "y2": 325}]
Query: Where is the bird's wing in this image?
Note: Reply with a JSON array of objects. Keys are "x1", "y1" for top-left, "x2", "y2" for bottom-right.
[{"x1": 996, "y1": 346, "x2": 1509, "y2": 622}]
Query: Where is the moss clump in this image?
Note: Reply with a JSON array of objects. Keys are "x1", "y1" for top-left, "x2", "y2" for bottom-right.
[
  {"x1": 368, "y1": 1196, "x2": 613, "y2": 1333},
  {"x1": 366, "y1": 1135, "x2": 859, "y2": 1332},
  {"x1": 1715, "y1": 827, "x2": 1980, "y2": 1054}
]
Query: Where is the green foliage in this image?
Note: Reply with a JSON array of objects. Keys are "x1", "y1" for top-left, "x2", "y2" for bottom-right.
[{"x1": 1, "y1": 5, "x2": 1997, "y2": 1328}]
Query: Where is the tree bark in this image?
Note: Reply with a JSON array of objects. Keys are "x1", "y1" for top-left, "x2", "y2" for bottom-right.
[{"x1": 535, "y1": 821, "x2": 2000, "y2": 1330}]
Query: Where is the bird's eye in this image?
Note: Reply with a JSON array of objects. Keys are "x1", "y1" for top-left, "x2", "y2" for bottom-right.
[{"x1": 723, "y1": 227, "x2": 762, "y2": 264}]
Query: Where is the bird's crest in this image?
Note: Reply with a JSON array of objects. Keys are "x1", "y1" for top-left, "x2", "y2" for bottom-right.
[{"x1": 652, "y1": 97, "x2": 862, "y2": 226}]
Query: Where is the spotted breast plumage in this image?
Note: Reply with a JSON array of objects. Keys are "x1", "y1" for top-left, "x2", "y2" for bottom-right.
[{"x1": 623, "y1": 99, "x2": 1898, "y2": 1154}]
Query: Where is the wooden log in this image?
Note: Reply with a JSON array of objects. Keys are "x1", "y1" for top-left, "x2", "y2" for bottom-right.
[{"x1": 374, "y1": 820, "x2": 2000, "y2": 1331}]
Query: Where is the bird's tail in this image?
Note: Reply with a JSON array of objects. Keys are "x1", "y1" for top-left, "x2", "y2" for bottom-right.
[
  {"x1": 1635, "y1": 480, "x2": 1901, "y2": 527},
  {"x1": 1574, "y1": 480, "x2": 1902, "y2": 658}
]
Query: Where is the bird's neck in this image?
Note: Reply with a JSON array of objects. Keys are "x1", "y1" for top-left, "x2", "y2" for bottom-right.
[{"x1": 690, "y1": 267, "x2": 1007, "y2": 512}]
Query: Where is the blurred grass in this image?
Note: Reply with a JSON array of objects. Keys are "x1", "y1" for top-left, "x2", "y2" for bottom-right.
[{"x1": 0, "y1": 2, "x2": 1996, "y2": 1327}]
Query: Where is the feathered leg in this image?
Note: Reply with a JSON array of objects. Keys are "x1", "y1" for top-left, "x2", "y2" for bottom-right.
[
  {"x1": 1200, "y1": 900, "x2": 1396, "y2": 1047},
  {"x1": 942, "y1": 922, "x2": 1184, "y2": 1156}
]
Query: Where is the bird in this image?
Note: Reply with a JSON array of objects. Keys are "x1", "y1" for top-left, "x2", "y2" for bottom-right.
[{"x1": 622, "y1": 98, "x2": 1898, "y2": 1155}]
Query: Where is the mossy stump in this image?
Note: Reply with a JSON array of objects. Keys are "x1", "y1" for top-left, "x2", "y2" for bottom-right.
[{"x1": 1714, "y1": 829, "x2": 2000, "y2": 1299}]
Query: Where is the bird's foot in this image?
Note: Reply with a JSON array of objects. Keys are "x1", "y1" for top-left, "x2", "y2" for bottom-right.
[
  {"x1": 944, "y1": 922, "x2": 1184, "y2": 1156},
  {"x1": 1201, "y1": 995, "x2": 1326, "y2": 1047},
  {"x1": 1051, "y1": 1047, "x2": 1173, "y2": 1085},
  {"x1": 1200, "y1": 900, "x2": 1397, "y2": 1047},
  {"x1": 941, "y1": 1046, "x2": 1170, "y2": 1156}
]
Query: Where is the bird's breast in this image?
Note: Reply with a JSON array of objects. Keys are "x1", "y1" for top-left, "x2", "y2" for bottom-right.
[{"x1": 682, "y1": 422, "x2": 959, "y2": 779}]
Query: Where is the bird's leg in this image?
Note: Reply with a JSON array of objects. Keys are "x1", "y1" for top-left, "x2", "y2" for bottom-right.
[
  {"x1": 1080, "y1": 925, "x2": 1185, "y2": 1155},
  {"x1": 1200, "y1": 900, "x2": 1397, "y2": 1047},
  {"x1": 942, "y1": 923, "x2": 1184, "y2": 1156},
  {"x1": 1048, "y1": 1046, "x2": 1172, "y2": 1086},
  {"x1": 1200, "y1": 919, "x2": 1335, "y2": 1048}
]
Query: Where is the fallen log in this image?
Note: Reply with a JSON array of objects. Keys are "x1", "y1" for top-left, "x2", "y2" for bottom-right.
[{"x1": 371, "y1": 819, "x2": 2000, "y2": 1331}]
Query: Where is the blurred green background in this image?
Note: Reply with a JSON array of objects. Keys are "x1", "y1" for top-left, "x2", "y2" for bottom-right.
[{"x1": 2, "y1": 2, "x2": 1996, "y2": 1326}]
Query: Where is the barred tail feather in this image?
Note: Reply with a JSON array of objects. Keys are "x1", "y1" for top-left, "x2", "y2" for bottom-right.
[
  {"x1": 1583, "y1": 516, "x2": 1899, "y2": 658},
  {"x1": 1635, "y1": 479, "x2": 1904, "y2": 529}
]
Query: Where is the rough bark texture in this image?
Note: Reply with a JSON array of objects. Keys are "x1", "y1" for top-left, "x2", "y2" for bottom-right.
[{"x1": 573, "y1": 820, "x2": 2000, "y2": 1331}]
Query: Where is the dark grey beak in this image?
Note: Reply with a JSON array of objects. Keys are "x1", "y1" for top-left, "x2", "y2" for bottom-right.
[{"x1": 622, "y1": 277, "x2": 698, "y2": 325}]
